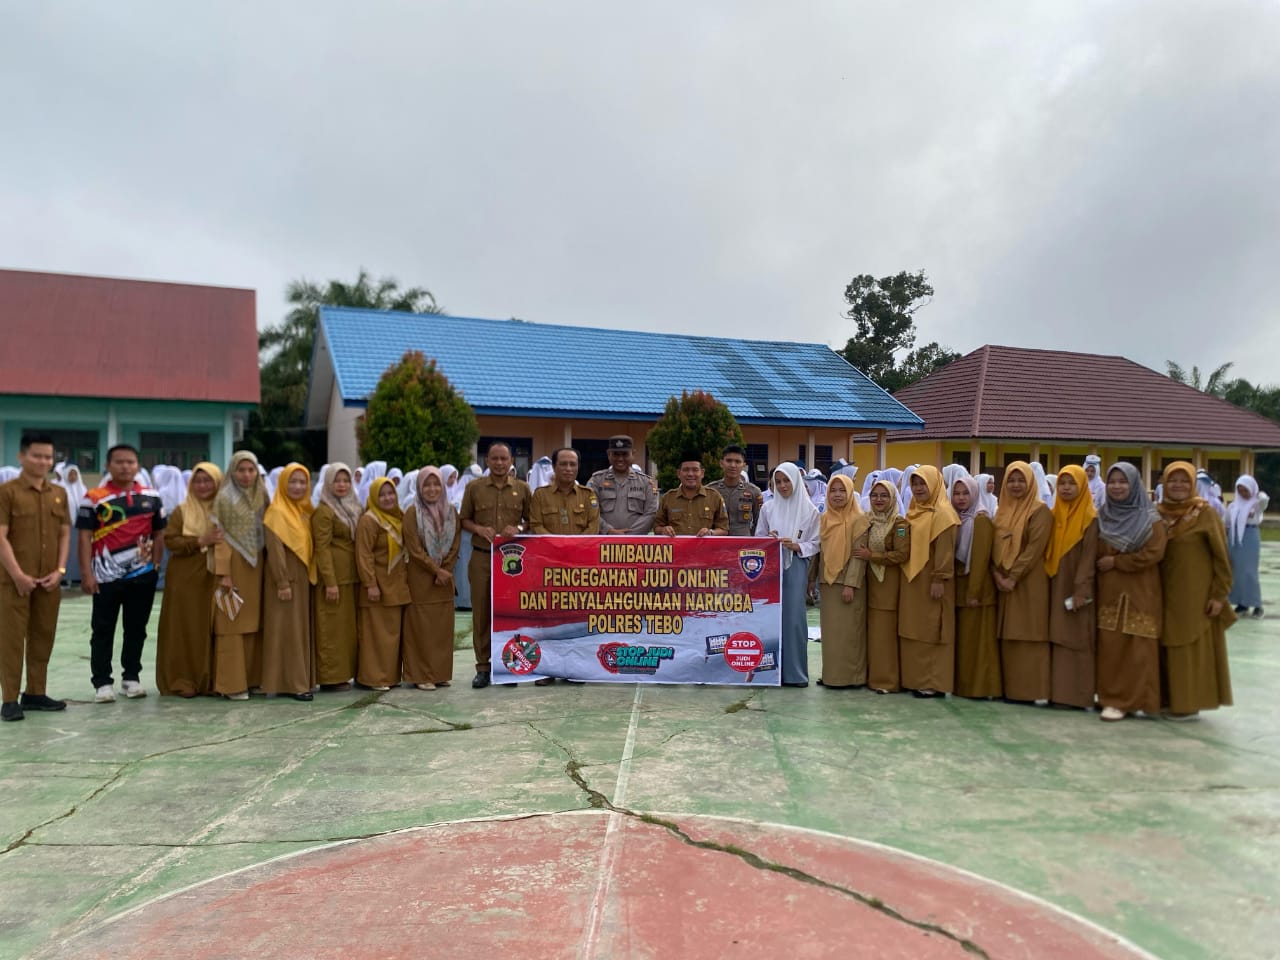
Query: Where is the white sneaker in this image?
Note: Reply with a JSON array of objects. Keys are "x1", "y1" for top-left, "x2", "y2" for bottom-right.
[
  {"x1": 94, "y1": 685, "x2": 117, "y2": 703},
  {"x1": 415, "y1": 683, "x2": 437, "y2": 691},
  {"x1": 121, "y1": 681, "x2": 147, "y2": 699},
  {"x1": 225, "y1": 691, "x2": 250, "y2": 701},
  {"x1": 1100, "y1": 706, "x2": 1125, "y2": 722}
]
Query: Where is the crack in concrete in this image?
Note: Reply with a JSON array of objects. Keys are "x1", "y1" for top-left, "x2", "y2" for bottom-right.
[
  {"x1": 548, "y1": 732, "x2": 991, "y2": 959},
  {"x1": 723, "y1": 691, "x2": 760, "y2": 713},
  {"x1": 0, "y1": 708, "x2": 355, "y2": 859}
]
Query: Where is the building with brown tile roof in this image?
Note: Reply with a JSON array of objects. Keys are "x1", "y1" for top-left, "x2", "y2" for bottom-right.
[{"x1": 852, "y1": 344, "x2": 1280, "y2": 490}]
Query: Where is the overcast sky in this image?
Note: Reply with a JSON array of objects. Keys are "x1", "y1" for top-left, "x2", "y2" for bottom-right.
[{"x1": 3, "y1": 1, "x2": 1277, "y2": 385}]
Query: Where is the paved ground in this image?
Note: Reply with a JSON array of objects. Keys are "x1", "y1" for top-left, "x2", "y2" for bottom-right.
[{"x1": 3, "y1": 545, "x2": 1278, "y2": 959}]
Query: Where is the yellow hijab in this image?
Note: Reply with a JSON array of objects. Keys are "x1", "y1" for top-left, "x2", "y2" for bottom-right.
[
  {"x1": 180, "y1": 462, "x2": 223, "y2": 541},
  {"x1": 993, "y1": 461, "x2": 1046, "y2": 571},
  {"x1": 364, "y1": 476, "x2": 404, "y2": 570},
  {"x1": 263, "y1": 463, "x2": 317, "y2": 584},
  {"x1": 818, "y1": 474, "x2": 871, "y2": 584},
  {"x1": 1044, "y1": 464, "x2": 1098, "y2": 577},
  {"x1": 903, "y1": 465, "x2": 960, "y2": 581}
]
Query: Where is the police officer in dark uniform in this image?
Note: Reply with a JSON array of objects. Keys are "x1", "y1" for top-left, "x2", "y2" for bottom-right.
[{"x1": 588, "y1": 436, "x2": 657, "y2": 535}]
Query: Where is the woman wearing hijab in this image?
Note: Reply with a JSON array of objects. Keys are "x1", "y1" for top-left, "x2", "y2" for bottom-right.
[
  {"x1": 1226, "y1": 474, "x2": 1268, "y2": 617},
  {"x1": 155, "y1": 462, "x2": 223, "y2": 697},
  {"x1": 816, "y1": 474, "x2": 870, "y2": 689},
  {"x1": 974, "y1": 473, "x2": 999, "y2": 518},
  {"x1": 858, "y1": 469, "x2": 882, "y2": 511},
  {"x1": 1095, "y1": 463, "x2": 1167, "y2": 722},
  {"x1": 54, "y1": 463, "x2": 88, "y2": 583},
  {"x1": 442, "y1": 464, "x2": 473, "y2": 610},
  {"x1": 261, "y1": 463, "x2": 317, "y2": 701},
  {"x1": 312, "y1": 463, "x2": 360, "y2": 691},
  {"x1": 1196, "y1": 471, "x2": 1226, "y2": 520},
  {"x1": 356, "y1": 476, "x2": 410, "y2": 690},
  {"x1": 755, "y1": 463, "x2": 821, "y2": 686},
  {"x1": 1045, "y1": 465, "x2": 1099, "y2": 710},
  {"x1": 1084, "y1": 455, "x2": 1106, "y2": 508},
  {"x1": 852, "y1": 479, "x2": 911, "y2": 694},
  {"x1": 1158, "y1": 462, "x2": 1234, "y2": 718},
  {"x1": 356, "y1": 460, "x2": 387, "y2": 507},
  {"x1": 311, "y1": 464, "x2": 330, "y2": 508},
  {"x1": 211, "y1": 451, "x2": 269, "y2": 701},
  {"x1": 992, "y1": 462, "x2": 1054, "y2": 704},
  {"x1": 398, "y1": 469, "x2": 420, "y2": 511},
  {"x1": 402, "y1": 467, "x2": 462, "y2": 690},
  {"x1": 951, "y1": 474, "x2": 1000, "y2": 699},
  {"x1": 898, "y1": 466, "x2": 960, "y2": 697}
]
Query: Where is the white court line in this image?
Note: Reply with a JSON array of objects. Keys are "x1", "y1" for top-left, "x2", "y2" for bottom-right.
[{"x1": 576, "y1": 683, "x2": 643, "y2": 960}]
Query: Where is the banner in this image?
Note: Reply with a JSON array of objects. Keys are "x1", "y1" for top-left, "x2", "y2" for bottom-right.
[{"x1": 490, "y1": 535, "x2": 782, "y2": 685}]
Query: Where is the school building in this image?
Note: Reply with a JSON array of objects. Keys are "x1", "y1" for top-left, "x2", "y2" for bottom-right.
[
  {"x1": 0, "y1": 269, "x2": 259, "y2": 473},
  {"x1": 304, "y1": 306, "x2": 924, "y2": 482},
  {"x1": 853, "y1": 344, "x2": 1280, "y2": 489}
]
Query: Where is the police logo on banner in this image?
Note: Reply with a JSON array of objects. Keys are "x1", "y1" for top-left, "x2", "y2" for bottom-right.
[
  {"x1": 499, "y1": 542, "x2": 527, "y2": 576},
  {"x1": 738, "y1": 548, "x2": 766, "y2": 580}
]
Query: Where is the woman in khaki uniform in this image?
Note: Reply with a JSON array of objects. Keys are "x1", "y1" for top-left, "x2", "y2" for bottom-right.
[
  {"x1": 817, "y1": 474, "x2": 871, "y2": 688},
  {"x1": 951, "y1": 475, "x2": 1000, "y2": 699},
  {"x1": 1157, "y1": 461, "x2": 1234, "y2": 719},
  {"x1": 898, "y1": 466, "x2": 959, "y2": 697},
  {"x1": 1045, "y1": 465, "x2": 1099, "y2": 710},
  {"x1": 1095, "y1": 462, "x2": 1167, "y2": 722},
  {"x1": 402, "y1": 467, "x2": 462, "y2": 690},
  {"x1": 312, "y1": 463, "x2": 360, "y2": 691},
  {"x1": 993, "y1": 461, "x2": 1054, "y2": 703},
  {"x1": 211, "y1": 451, "x2": 267, "y2": 700},
  {"x1": 356, "y1": 477, "x2": 410, "y2": 690},
  {"x1": 853, "y1": 480, "x2": 910, "y2": 694},
  {"x1": 262, "y1": 463, "x2": 317, "y2": 701},
  {"x1": 156, "y1": 462, "x2": 222, "y2": 697}
]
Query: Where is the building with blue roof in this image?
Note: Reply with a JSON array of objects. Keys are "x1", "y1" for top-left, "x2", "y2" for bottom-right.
[{"x1": 305, "y1": 306, "x2": 922, "y2": 482}]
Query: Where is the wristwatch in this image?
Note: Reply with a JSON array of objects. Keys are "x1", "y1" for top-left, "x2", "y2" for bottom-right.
[{"x1": 58, "y1": 567, "x2": 67, "y2": 574}]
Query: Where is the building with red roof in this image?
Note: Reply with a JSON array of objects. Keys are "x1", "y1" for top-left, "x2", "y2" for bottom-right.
[
  {"x1": 0, "y1": 269, "x2": 258, "y2": 471},
  {"x1": 853, "y1": 344, "x2": 1280, "y2": 490}
]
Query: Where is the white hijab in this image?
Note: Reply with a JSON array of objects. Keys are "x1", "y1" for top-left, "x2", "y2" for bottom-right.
[
  {"x1": 311, "y1": 464, "x2": 330, "y2": 507},
  {"x1": 974, "y1": 473, "x2": 999, "y2": 517},
  {"x1": 356, "y1": 461, "x2": 387, "y2": 507},
  {"x1": 54, "y1": 462, "x2": 89, "y2": 510},
  {"x1": 1030, "y1": 462, "x2": 1054, "y2": 507},
  {"x1": 399, "y1": 469, "x2": 420, "y2": 510},
  {"x1": 1226, "y1": 475, "x2": 1267, "y2": 545},
  {"x1": 1084, "y1": 455, "x2": 1106, "y2": 508},
  {"x1": 758, "y1": 462, "x2": 820, "y2": 570},
  {"x1": 264, "y1": 466, "x2": 284, "y2": 502},
  {"x1": 441, "y1": 464, "x2": 464, "y2": 509}
]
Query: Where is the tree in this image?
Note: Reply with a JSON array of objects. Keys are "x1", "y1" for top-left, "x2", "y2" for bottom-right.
[
  {"x1": 357, "y1": 351, "x2": 478, "y2": 470},
  {"x1": 1165, "y1": 360, "x2": 1235, "y2": 397},
  {"x1": 245, "y1": 269, "x2": 442, "y2": 468},
  {"x1": 645, "y1": 390, "x2": 744, "y2": 491},
  {"x1": 839, "y1": 270, "x2": 958, "y2": 392}
]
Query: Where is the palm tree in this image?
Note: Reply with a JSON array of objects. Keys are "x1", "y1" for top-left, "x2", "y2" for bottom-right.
[{"x1": 1165, "y1": 360, "x2": 1235, "y2": 397}]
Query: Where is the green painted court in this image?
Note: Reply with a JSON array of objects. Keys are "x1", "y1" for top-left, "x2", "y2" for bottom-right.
[{"x1": 3, "y1": 547, "x2": 1279, "y2": 959}]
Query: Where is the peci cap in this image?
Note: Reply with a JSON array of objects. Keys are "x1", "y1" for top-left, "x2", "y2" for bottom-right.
[{"x1": 607, "y1": 435, "x2": 634, "y2": 452}]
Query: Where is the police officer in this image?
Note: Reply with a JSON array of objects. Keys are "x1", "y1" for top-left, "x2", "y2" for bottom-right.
[
  {"x1": 588, "y1": 436, "x2": 657, "y2": 535},
  {"x1": 654, "y1": 457, "x2": 729, "y2": 537},
  {"x1": 706, "y1": 444, "x2": 763, "y2": 537}
]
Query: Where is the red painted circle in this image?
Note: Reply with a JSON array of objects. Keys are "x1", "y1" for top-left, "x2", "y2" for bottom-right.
[
  {"x1": 42, "y1": 814, "x2": 1155, "y2": 960},
  {"x1": 723, "y1": 631, "x2": 763, "y2": 672}
]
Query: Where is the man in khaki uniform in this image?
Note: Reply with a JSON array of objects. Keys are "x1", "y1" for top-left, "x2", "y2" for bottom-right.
[
  {"x1": 530, "y1": 448, "x2": 600, "y2": 535},
  {"x1": 706, "y1": 444, "x2": 763, "y2": 537},
  {"x1": 529, "y1": 448, "x2": 599, "y2": 685},
  {"x1": 589, "y1": 435, "x2": 658, "y2": 535},
  {"x1": 0, "y1": 434, "x2": 71, "y2": 722},
  {"x1": 654, "y1": 458, "x2": 729, "y2": 537},
  {"x1": 460, "y1": 442, "x2": 532, "y2": 688}
]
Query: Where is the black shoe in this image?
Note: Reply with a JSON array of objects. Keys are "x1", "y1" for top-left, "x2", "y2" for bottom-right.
[
  {"x1": 291, "y1": 692, "x2": 314, "y2": 702},
  {"x1": 1253, "y1": 607, "x2": 1265, "y2": 619},
  {"x1": 533, "y1": 677, "x2": 554, "y2": 686},
  {"x1": 781, "y1": 681, "x2": 809, "y2": 688},
  {"x1": 1234, "y1": 604, "x2": 1248, "y2": 614},
  {"x1": 1, "y1": 701, "x2": 23, "y2": 722},
  {"x1": 472, "y1": 672, "x2": 491, "y2": 689},
  {"x1": 20, "y1": 693, "x2": 67, "y2": 711}
]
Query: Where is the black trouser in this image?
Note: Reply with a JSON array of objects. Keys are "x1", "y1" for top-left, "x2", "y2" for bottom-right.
[{"x1": 90, "y1": 571, "x2": 159, "y2": 689}]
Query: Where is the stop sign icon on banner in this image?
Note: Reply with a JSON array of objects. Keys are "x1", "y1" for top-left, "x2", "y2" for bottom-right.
[{"x1": 723, "y1": 632, "x2": 764, "y2": 673}]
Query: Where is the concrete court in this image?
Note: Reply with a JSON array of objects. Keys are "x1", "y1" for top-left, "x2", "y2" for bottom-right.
[{"x1": 2, "y1": 545, "x2": 1278, "y2": 960}]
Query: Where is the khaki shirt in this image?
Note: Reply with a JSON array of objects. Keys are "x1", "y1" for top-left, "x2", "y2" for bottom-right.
[
  {"x1": 460, "y1": 475, "x2": 532, "y2": 551},
  {"x1": 530, "y1": 483, "x2": 600, "y2": 535},
  {"x1": 706, "y1": 477, "x2": 763, "y2": 536},
  {"x1": 654, "y1": 486, "x2": 729, "y2": 536},
  {"x1": 0, "y1": 476, "x2": 71, "y2": 584},
  {"x1": 589, "y1": 467, "x2": 658, "y2": 534}
]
